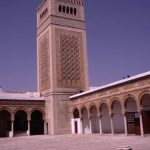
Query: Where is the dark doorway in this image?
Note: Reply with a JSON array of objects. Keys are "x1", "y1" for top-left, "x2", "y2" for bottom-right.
[
  {"x1": 14, "y1": 110, "x2": 28, "y2": 132},
  {"x1": 142, "y1": 111, "x2": 150, "y2": 134},
  {"x1": 0, "y1": 110, "x2": 11, "y2": 137},
  {"x1": 30, "y1": 110, "x2": 44, "y2": 135},
  {"x1": 75, "y1": 121, "x2": 78, "y2": 134},
  {"x1": 127, "y1": 112, "x2": 141, "y2": 135}
]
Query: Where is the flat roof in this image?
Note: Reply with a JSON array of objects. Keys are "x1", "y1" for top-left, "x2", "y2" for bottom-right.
[
  {"x1": 70, "y1": 71, "x2": 150, "y2": 99},
  {"x1": 0, "y1": 96, "x2": 45, "y2": 101}
]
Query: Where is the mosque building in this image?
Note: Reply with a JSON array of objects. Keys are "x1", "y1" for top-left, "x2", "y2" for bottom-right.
[{"x1": 0, "y1": 0, "x2": 150, "y2": 137}]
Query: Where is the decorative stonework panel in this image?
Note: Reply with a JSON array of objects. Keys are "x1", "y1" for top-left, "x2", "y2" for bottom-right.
[
  {"x1": 38, "y1": 31, "x2": 50, "y2": 92},
  {"x1": 56, "y1": 29, "x2": 85, "y2": 89},
  {"x1": 60, "y1": 34, "x2": 81, "y2": 87}
]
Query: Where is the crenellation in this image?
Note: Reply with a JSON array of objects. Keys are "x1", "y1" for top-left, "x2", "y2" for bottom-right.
[
  {"x1": 37, "y1": 0, "x2": 48, "y2": 12},
  {"x1": 57, "y1": 0, "x2": 84, "y2": 6}
]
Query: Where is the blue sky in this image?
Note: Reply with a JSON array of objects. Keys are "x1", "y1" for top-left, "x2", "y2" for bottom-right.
[{"x1": 0, "y1": 0, "x2": 150, "y2": 92}]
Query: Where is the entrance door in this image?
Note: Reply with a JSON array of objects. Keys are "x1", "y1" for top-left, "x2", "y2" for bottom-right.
[{"x1": 75, "y1": 121, "x2": 78, "y2": 134}]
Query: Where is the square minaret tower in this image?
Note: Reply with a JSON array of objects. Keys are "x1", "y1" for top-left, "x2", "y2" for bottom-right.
[{"x1": 37, "y1": 0, "x2": 89, "y2": 135}]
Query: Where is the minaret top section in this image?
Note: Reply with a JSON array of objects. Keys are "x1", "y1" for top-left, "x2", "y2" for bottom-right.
[
  {"x1": 37, "y1": 0, "x2": 85, "y2": 29},
  {"x1": 37, "y1": 0, "x2": 84, "y2": 12}
]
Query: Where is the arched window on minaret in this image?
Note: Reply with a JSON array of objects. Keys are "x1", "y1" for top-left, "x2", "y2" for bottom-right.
[
  {"x1": 74, "y1": 8, "x2": 77, "y2": 15},
  {"x1": 63, "y1": 6, "x2": 66, "y2": 13},
  {"x1": 70, "y1": 7, "x2": 73, "y2": 14},
  {"x1": 59, "y1": 5, "x2": 62, "y2": 12},
  {"x1": 67, "y1": 6, "x2": 69, "y2": 14}
]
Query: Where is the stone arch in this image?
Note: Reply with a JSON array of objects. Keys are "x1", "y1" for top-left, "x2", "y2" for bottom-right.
[
  {"x1": 72, "y1": 106, "x2": 80, "y2": 118},
  {"x1": 80, "y1": 104, "x2": 88, "y2": 118},
  {"x1": 30, "y1": 108, "x2": 44, "y2": 135},
  {"x1": 109, "y1": 97, "x2": 123, "y2": 113},
  {"x1": 13, "y1": 107, "x2": 29, "y2": 118},
  {"x1": 0, "y1": 107, "x2": 12, "y2": 114},
  {"x1": 88, "y1": 102, "x2": 98, "y2": 117},
  {"x1": 0, "y1": 107, "x2": 13, "y2": 121},
  {"x1": 0, "y1": 109, "x2": 12, "y2": 137},
  {"x1": 123, "y1": 94, "x2": 139, "y2": 111},
  {"x1": 138, "y1": 90, "x2": 150, "y2": 107},
  {"x1": 98, "y1": 100, "x2": 109, "y2": 114},
  {"x1": 30, "y1": 108, "x2": 45, "y2": 121}
]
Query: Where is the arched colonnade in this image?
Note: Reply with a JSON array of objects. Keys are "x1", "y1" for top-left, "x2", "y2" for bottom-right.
[
  {"x1": 0, "y1": 107, "x2": 45, "y2": 137},
  {"x1": 71, "y1": 91, "x2": 150, "y2": 136}
]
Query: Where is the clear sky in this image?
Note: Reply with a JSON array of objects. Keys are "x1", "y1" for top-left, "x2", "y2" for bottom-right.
[{"x1": 0, "y1": 0, "x2": 150, "y2": 92}]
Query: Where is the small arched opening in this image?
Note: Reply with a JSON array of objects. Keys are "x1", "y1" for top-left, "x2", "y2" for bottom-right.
[
  {"x1": 0, "y1": 110, "x2": 11, "y2": 137},
  {"x1": 70, "y1": 7, "x2": 73, "y2": 14},
  {"x1": 30, "y1": 110, "x2": 44, "y2": 135},
  {"x1": 63, "y1": 6, "x2": 66, "y2": 13},
  {"x1": 14, "y1": 110, "x2": 28, "y2": 136},
  {"x1": 66, "y1": 6, "x2": 69, "y2": 14},
  {"x1": 59, "y1": 5, "x2": 62, "y2": 12},
  {"x1": 74, "y1": 8, "x2": 77, "y2": 15},
  {"x1": 73, "y1": 108, "x2": 79, "y2": 118}
]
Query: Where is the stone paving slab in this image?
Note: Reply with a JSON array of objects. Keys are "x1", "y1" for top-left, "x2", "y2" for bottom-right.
[{"x1": 0, "y1": 134, "x2": 150, "y2": 150}]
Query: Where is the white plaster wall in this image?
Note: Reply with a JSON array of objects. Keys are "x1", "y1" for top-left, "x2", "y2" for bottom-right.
[
  {"x1": 91, "y1": 106, "x2": 100, "y2": 133},
  {"x1": 113, "y1": 101, "x2": 125, "y2": 133},
  {"x1": 82, "y1": 108, "x2": 90, "y2": 134},
  {"x1": 101, "y1": 104, "x2": 111, "y2": 133}
]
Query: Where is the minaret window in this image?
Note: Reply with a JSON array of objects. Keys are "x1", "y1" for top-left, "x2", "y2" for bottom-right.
[
  {"x1": 59, "y1": 5, "x2": 62, "y2": 12},
  {"x1": 70, "y1": 7, "x2": 73, "y2": 14},
  {"x1": 67, "y1": 7, "x2": 69, "y2": 14},
  {"x1": 63, "y1": 6, "x2": 65, "y2": 13},
  {"x1": 74, "y1": 8, "x2": 77, "y2": 15}
]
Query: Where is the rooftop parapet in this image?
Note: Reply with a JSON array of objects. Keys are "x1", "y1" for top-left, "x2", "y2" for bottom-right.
[{"x1": 57, "y1": 0, "x2": 84, "y2": 6}]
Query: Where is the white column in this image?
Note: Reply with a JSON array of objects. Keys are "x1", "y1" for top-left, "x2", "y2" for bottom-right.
[
  {"x1": 11, "y1": 121, "x2": 14, "y2": 137},
  {"x1": 110, "y1": 114, "x2": 114, "y2": 135},
  {"x1": 89, "y1": 117, "x2": 92, "y2": 134},
  {"x1": 139, "y1": 112, "x2": 144, "y2": 136},
  {"x1": 123, "y1": 113, "x2": 128, "y2": 136},
  {"x1": 44, "y1": 122, "x2": 47, "y2": 134},
  {"x1": 99, "y1": 116, "x2": 102, "y2": 135},
  {"x1": 27, "y1": 121, "x2": 30, "y2": 136},
  {"x1": 80, "y1": 118, "x2": 83, "y2": 134}
]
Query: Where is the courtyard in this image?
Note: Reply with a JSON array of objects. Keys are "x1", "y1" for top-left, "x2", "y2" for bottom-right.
[{"x1": 0, "y1": 134, "x2": 149, "y2": 150}]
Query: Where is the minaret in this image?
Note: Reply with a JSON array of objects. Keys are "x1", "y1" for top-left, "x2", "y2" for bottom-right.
[{"x1": 37, "y1": 0, "x2": 89, "y2": 135}]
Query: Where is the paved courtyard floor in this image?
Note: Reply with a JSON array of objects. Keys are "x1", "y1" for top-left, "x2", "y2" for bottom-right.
[{"x1": 0, "y1": 134, "x2": 150, "y2": 150}]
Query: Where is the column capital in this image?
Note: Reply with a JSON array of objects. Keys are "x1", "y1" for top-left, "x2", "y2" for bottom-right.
[
  {"x1": 80, "y1": 117, "x2": 83, "y2": 120},
  {"x1": 88, "y1": 115, "x2": 92, "y2": 120},
  {"x1": 138, "y1": 109, "x2": 143, "y2": 114},
  {"x1": 109, "y1": 113, "x2": 114, "y2": 117},
  {"x1": 122, "y1": 111, "x2": 127, "y2": 116},
  {"x1": 98, "y1": 114, "x2": 102, "y2": 118}
]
